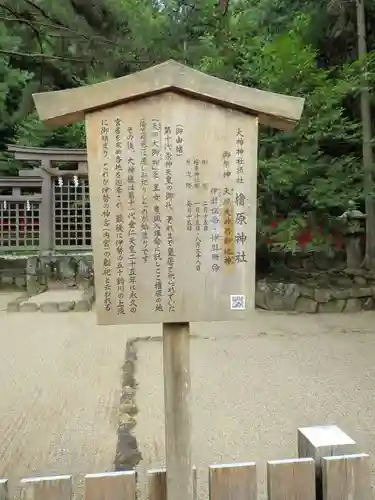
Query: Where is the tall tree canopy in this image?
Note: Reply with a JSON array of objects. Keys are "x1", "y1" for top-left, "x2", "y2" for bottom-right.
[{"x1": 0, "y1": 0, "x2": 374, "y2": 258}]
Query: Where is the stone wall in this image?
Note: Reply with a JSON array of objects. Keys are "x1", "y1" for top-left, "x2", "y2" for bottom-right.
[
  {"x1": 2, "y1": 251, "x2": 374, "y2": 314},
  {"x1": 0, "y1": 253, "x2": 94, "y2": 293},
  {"x1": 256, "y1": 270, "x2": 375, "y2": 313}
]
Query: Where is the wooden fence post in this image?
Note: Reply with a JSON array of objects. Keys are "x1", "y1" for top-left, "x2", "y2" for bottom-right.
[
  {"x1": 84, "y1": 471, "x2": 136, "y2": 500},
  {"x1": 20, "y1": 475, "x2": 72, "y2": 500},
  {"x1": 209, "y1": 463, "x2": 257, "y2": 500},
  {"x1": 267, "y1": 458, "x2": 315, "y2": 500},
  {"x1": 148, "y1": 469, "x2": 167, "y2": 500},
  {"x1": 0, "y1": 480, "x2": 8, "y2": 500},
  {"x1": 148, "y1": 467, "x2": 197, "y2": 500},
  {"x1": 298, "y1": 425, "x2": 357, "y2": 500},
  {"x1": 322, "y1": 454, "x2": 372, "y2": 500}
]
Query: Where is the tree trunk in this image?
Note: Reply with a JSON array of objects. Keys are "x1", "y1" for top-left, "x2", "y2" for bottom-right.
[{"x1": 356, "y1": 0, "x2": 375, "y2": 269}]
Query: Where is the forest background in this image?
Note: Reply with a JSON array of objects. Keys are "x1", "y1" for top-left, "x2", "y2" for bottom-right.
[{"x1": 1, "y1": 0, "x2": 375, "y2": 266}]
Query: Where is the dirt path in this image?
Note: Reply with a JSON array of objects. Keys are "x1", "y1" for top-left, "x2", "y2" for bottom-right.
[{"x1": 134, "y1": 311, "x2": 375, "y2": 500}]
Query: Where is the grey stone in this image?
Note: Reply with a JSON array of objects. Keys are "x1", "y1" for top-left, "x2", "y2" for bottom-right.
[
  {"x1": 299, "y1": 285, "x2": 315, "y2": 299},
  {"x1": 314, "y1": 253, "x2": 335, "y2": 270},
  {"x1": 331, "y1": 288, "x2": 351, "y2": 300},
  {"x1": 26, "y1": 257, "x2": 39, "y2": 276},
  {"x1": 335, "y1": 277, "x2": 354, "y2": 287},
  {"x1": 286, "y1": 254, "x2": 303, "y2": 269},
  {"x1": 301, "y1": 258, "x2": 315, "y2": 271},
  {"x1": 263, "y1": 282, "x2": 300, "y2": 311},
  {"x1": 7, "y1": 301, "x2": 20, "y2": 312},
  {"x1": 318, "y1": 300, "x2": 345, "y2": 313},
  {"x1": 350, "y1": 287, "x2": 372, "y2": 298},
  {"x1": 77, "y1": 259, "x2": 90, "y2": 279},
  {"x1": 118, "y1": 414, "x2": 136, "y2": 430},
  {"x1": 255, "y1": 280, "x2": 268, "y2": 309},
  {"x1": 361, "y1": 297, "x2": 375, "y2": 311},
  {"x1": 40, "y1": 302, "x2": 59, "y2": 313},
  {"x1": 59, "y1": 257, "x2": 77, "y2": 280},
  {"x1": 26, "y1": 275, "x2": 42, "y2": 294},
  {"x1": 295, "y1": 297, "x2": 317, "y2": 313},
  {"x1": 314, "y1": 288, "x2": 332, "y2": 303},
  {"x1": 1, "y1": 274, "x2": 15, "y2": 286},
  {"x1": 344, "y1": 268, "x2": 366, "y2": 276},
  {"x1": 74, "y1": 299, "x2": 91, "y2": 312},
  {"x1": 15, "y1": 275, "x2": 26, "y2": 288},
  {"x1": 354, "y1": 276, "x2": 368, "y2": 286},
  {"x1": 58, "y1": 301, "x2": 75, "y2": 312},
  {"x1": 19, "y1": 302, "x2": 39, "y2": 312},
  {"x1": 119, "y1": 403, "x2": 138, "y2": 416},
  {"x1": 344, "y1": 298, "x2": 362, "y2": 313},
  {"x1": 82, "y1": 286, "x2": 95, "y2": 304}
]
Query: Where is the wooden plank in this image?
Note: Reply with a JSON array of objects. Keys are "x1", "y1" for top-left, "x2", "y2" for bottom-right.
[
  {"x1": 0, "y1": 479, "x2": 8, "y2": 500},
  {"x1": 33, "y1": 60, "x2": 304, "y2": 130},
  {"x1": 209, "y1": 462, "x2": 257, "y2": 500},
  {"x1": 148, "y1": 469, "x2": 167, "y2": 500},
  {"x1": 84, "y1": 471, "x2": 136, "y2": 500},
  {"x1": 20, "y1": 475, "x2": 72, "y2": 500},
  {"x1": 267, "y1": 458, "x2": 315, "y2": 500},
  {"x1": 322, "y1": 454, "x2": 372, "y2": 500},
  {"x1": 163, "y1": 322, "x2": 193, "y2": 500},
  {"x1": 148, "y1": 467, "x2": 197, "y2": 500},
  {"x1": 298, "y1": 425, "x2": 357, "y2": 500}
]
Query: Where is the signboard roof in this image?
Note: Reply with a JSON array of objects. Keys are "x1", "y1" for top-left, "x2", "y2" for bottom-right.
[{"x1": 33, "y1": 59, "x2": 304, "y2": 130}]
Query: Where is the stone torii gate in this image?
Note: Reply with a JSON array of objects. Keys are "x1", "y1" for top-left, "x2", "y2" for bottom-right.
[{"x1": 33, "y1": 60, "x2": 304, "y2": 500}]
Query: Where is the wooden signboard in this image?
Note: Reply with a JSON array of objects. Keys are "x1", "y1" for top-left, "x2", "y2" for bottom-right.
[
  {"x1": 33, "y1": 60, "x2": 304, "y2": 326},
  {"x1": 33, "y1": 60, "x2": 304, "y2": 500},
  {"x1": 86, "y1": 92, "x2": 257, "y2": 324}
]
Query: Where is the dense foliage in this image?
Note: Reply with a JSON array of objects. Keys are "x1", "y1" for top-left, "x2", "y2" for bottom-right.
[{"x1": 0, "y1": 0, "x2": 374, "y2": 258}]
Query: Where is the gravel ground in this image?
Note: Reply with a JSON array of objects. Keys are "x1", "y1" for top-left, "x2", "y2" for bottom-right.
[
  {"x1": 0, "y1": 305, "x2": 145, "y2": 499},
  {"x1": 135, "y1": 311, "x2": 375, "y2": 500},
  {"x1": 0, "y1": 299, "x2": 375, "y2": 499}
]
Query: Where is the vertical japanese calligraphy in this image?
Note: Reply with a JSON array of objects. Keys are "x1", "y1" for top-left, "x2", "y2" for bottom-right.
[
  {"x1": 127, "y1": 126, "x2": 138, "y2": 313},
  {"x1": 100, "y1": 118, "x2": 112, "y2": 312},
  {"x1": 195, "y1": 202, "x2": 202, "y2": 271},
  {"x1": 140, "y1": 119, "x2": 149, "y2": 264},
  {"x1": 194, "y1": 158, "x2": 200, "y2": 188},
  {"x1": 165, "y1": 124, "x2": 176, "y2": 312},
  {"x1": 210, "y1": 187, "x2": 221, "y2": 272},
  {"x1": 114, "y1": 118, "x2": 125, "y2": 315},
  {"x1": 152, "y1": 119, "x2": 163, "y2": 312},
  {"x1": 235, "y1": 128, "x2": 247, "y2": 264},
  {"x1": 223, "y1": 151, "x2": 232, "y2": 179},
  {"x1": 236, "y1": 128, "x2": 245, "y2": 185},
  {"x1": 223, "y1": 188, "x2": 235, "y2": 266},
  {"x1": 175, "y1": 124, "x2": 184, "y2": 156},
  {"x1": 186, "y1": 159, "x2": 193, "y2": 189}
]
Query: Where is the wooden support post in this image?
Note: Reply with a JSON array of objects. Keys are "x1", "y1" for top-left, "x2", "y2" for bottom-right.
[
  {"x1": 84, "y1": 471, "x2": 136, "y2": 500},
  {"x1": 267, "y1": 458, "x2": 315, "y2": 500},
  {"x1": 20, "y1": 475, "x2": 72, "y2": 500},
  {"x1": 322, "y1": 454, "x2": 371, "y2": 500},
  {"x1": 162, "y1": 322, "x2": 193, "y2": 500},
  {"x1": 148, "y1": 467, "x2": 197, "y2": 500},
  {"x1": 209, "y1": 463, "x2": 257, "y2": 500},
  {"x1": 298, "y1": 425, "x2": 357, "y2": 500},
  {"x1": 0, "y1": 480, "x2": 8, "y2": 500}
]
